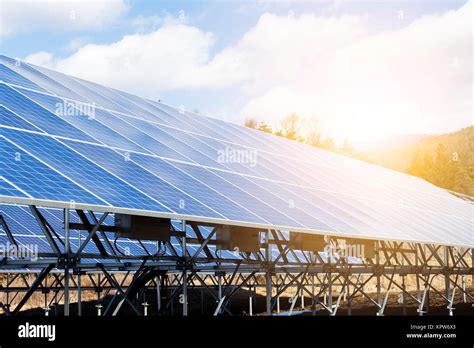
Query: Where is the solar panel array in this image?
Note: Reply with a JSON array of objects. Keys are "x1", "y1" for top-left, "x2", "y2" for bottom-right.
[
  {"x1": 0, "y1": 54, "x2": 472, "y2": 248},
  {"x1": 0, "y1": 202, "x2": 323, "y2": 265}
]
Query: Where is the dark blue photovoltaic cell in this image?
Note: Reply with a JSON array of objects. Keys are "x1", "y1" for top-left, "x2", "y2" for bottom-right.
[
  {"x1": 31, "y1": 206, "x2": 103, "y2": 254},
  {"x1": 173, "y1": 130, "x2": 264, "y2": 176},
  {"x1": 1, "y1": 204, "x2": 49, "y2": 238},
  {"x1": 0, "y1": 233, "x2": 10, "y2": 246},
  {"x1": 161, "y1": 127, "x2": 274, "y2": 179},
  {"x1": 0, "y1": 127, "x2": 166, "y2": 212},
  {"x1": 168, "y1": 161, "x2": 305, "y2": 228},
  {"x1": 0, "y1": 205, "x2": 58, "y2": 252},
  {"x1": 92, "y1": 108, "x2": 190, "y2": 161},
  {"x1": 0, "y1": 105, "x2": 41, "y2": 131},
  {"x1": 0, "y1": 65, "x2": 46, "y2": 91},
  {"x1": 0, "y1": 177, "x2": 27, "y2": 198},
  {"x1": 214, "y1": 170, "x2": 335, "y2": 232},
  {"x1": 0, "y1": 135, "x2": 106, "y2": 205},
  {"x1": 39, "y1": 207, "x2": 114, "y2": 254},
  {"x1": 131, "y1": 153, "x2": 266, "y2": 224},
  {"x1": 75, "y1": 77, "x2": 166, "y2": 121},
  {"x1": 252, "y1": 177, "x2": 364, "y2": 236},
  {"x1": 55, "y1": 75, "x2": 137, "y2": 115},
  {"x1": 225, "y1": 120, "x2": 295, "y2": 153},
  {"x1": 0, "y1": 55, "x2": 88, "y2": 102},
  {"x1": 0, "y1": 84, "x2": 97, "y2": 142},
  {"x1": 63, "y1": 140, "x2": 222, "y2": 218},
  {"x1": 152, "y1": 102, "x2": 228, "y2": 140},
  {"x1": 14, "y1": 235, "x2": 52, "y2": 253},
  {"x1": 114, "y1": 113, "x2": 228, "y2": 168},
  {"x1": 16, "y1": 88, "x2": 150, "y2": 153},
  {"x1": 112, "y1": 90, "x2": 178, "y2": 126}
]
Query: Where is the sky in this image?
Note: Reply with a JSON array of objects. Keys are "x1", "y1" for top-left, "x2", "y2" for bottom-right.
[{"x1": 0, "y1": 0, "x2": 472, "y2": 149}]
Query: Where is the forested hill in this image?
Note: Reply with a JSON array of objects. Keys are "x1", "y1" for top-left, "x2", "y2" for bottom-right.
[
  {"x1": 364, "y1": 126, "x2": 474, "y2": 196},
  {"x1": 245, "y1": 114, "x2": 473, "y2": 197}
]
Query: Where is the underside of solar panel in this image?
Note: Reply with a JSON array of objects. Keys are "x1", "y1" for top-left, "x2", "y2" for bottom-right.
[{"x1": 0, "y1": 54, "x2": 472, "y2": 248}]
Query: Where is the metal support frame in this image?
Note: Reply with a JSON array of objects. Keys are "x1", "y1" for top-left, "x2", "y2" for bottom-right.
[{"x1": 0, "y1": 205, "x2": 472, "y2": 317}]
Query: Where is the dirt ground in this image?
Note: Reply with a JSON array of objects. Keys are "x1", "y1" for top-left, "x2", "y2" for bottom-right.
[{"x1": 13, "y1": 284, "x2": 473, "y2": 316}]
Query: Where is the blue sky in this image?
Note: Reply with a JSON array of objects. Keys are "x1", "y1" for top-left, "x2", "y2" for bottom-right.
[
  {"x1": 1, "y1": 0, "x2": 471, "y2": 147},
  {"x1": 2, "y1": 1, "x2": 466, "y2": 58}
]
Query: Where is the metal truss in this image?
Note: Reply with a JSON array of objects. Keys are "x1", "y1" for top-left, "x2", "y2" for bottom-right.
[{"x1": 0, "y1": 206, "x2": 472, "y2": 316}]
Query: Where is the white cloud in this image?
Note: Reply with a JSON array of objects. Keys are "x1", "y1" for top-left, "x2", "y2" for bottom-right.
[
  {"x1": 233, "y1": 2, "x2": 472, "y2": 140},
  {"x1": 22, "y1": 1, "x2": 472, "y2": 143},
  {"x1": 64, "y1": 36, "x2": 91, "y2": 52},
  {"x1": 45, "y1": 24, "x2": 216, "y2": 97},
  {"x1": 23, "y1": 51, "x2": 56, "y2": 68},
  {"x1": 0, "y1": 0, "x2": 129, "y2": 37}
]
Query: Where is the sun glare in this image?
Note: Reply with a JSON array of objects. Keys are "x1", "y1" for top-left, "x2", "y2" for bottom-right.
[{"x1": 326, "y1": 88, "x2": 422, "y2": 150}]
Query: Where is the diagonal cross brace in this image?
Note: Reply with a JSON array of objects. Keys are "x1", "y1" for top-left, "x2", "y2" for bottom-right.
[
  {"x1": 76, "y1": 210, "x2": 108, "y2": 257},
  {"x1": 75, "y1": 212, "x2": 109, "y2": 256},
  {"x1": 12, "y1": 264, "x2": 55, "y2": 315}
]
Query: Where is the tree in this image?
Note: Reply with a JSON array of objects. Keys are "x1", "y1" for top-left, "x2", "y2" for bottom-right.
[
  {"x1": 245, "y1": 118, "x2": 257, "y2": 129},
  {"x1": 257, "y1": 122, "x2": 273, "y2": 134},
  {"x1": 320, "y1": 136, "x2": 336, "y2": 151},
  {"x1": 420, "y1": 153, "x2": 434, "y2": 181},
  {"x1": 274, "y1": 129, "x2": 285, "y2": 137},
  {"x1": 306, "y1": 130, "x2": 322, "y2": 147},
  {"x1": 408, "y1": 149, "x2": 423, "y2": 177},
  {"x1": 407, "y1": 143, "x2": 464, "y2": 191},
  {"x1": 280, "y1": 113, "x2": 302, "y2": 141},
  {"x1": 432, "y1": 143, "x2": 450, "y2": 188},
  {"x1": 304, "y1": 118, "x2": 323, "y2": 147}
]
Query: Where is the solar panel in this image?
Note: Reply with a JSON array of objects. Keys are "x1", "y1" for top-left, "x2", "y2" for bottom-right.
[
  {"x1": 0, "y1": 203, "x2": 245, "y2": 262},
  {"x1": 0, "y1": 176, "x2": 28, "y2": 197},
  {"x1": 0, "y1": 63, "x2": 46, "y2": 92},
  {"x1": 0, "y1": 54, "x2": 472, "y2": 248}
]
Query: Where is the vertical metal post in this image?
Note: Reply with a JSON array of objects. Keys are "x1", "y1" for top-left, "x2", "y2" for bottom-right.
[
  {"x1": 376, "y1": 241, "x2": 381, "y2": 309},
  {"x1": 276, "y1": 292, "x2": 280, "y2": 313},
  {"x1": 249, "y1": 285, "x2": 253, "y2": 316},
  {"x1": 311, "y1": 274, "x2": 316, "y2": 316},
  {"x1": 348, "y1": 291, "x2": 352, "y2": 316},
  {"x1": 401, "y1": 255, "x2": 406, "y2": 316},
  {"x1": 6, "y1": 274, "x2": 9, "y2": 313},
  {"x1": 415, "y1": 245, "x2": 421, "y2": 305},
  {"x1": 300, "y1": 287, "x2": 304, "y2": 309},
  {"x1": 402, "y1": 276, "x2": 407, "y2": 316},
  {"x1": 156, "y1": 276, "x2": 161, "y2": 313},
  {"x1": 77, "y1": 272, "x2": 82, "y2": 316},
  {"x1": 217, "y1": 272, "x2": 223, "y2": 315},
  {"x1": 327, "y1": 237, "x2": 333, "y2": 312},
  {"x1": 77, "y1": 228, "x2": 82, "y2": 316},
  {"x1": 265, "y1": 230, "x2": 272, "y2": 315},
  {"x1": 461, "y1": 275, "x2": 466, "y2": 303},
  {"x1": 444, "y1": 246, "x2": 450, "y2": 307},
  {"x1": 64, "y1": 208, "x2": 70, "y2": 316},
  {"x1": 471, "y1": 248, "x2": 474, "y2": 294},
  {"x1": 181, "y1": 220, "x2": 188, "y2": 316},
  {"x1": 43, "y1": 276, "x2": 50, "y2": 316}
]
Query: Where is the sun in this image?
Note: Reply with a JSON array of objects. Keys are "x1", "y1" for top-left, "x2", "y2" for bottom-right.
[{"x1": 325, "y1": 87, "x2": 422, "y2": 150}]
